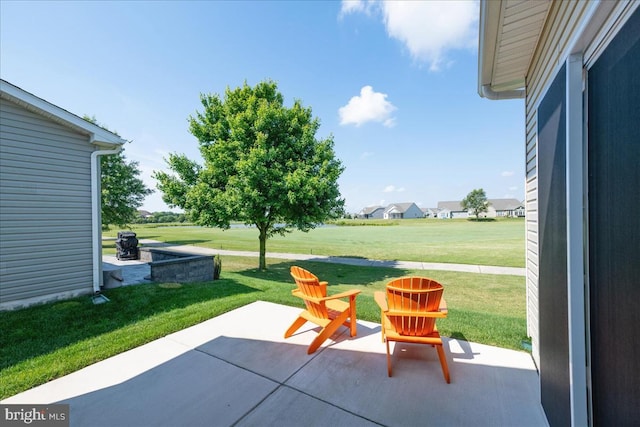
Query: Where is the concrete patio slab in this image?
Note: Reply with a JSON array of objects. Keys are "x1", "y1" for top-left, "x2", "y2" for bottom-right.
[
  {"x1": 237, "y1": 386, "x2": 379, "y2": 427},
  {"x1": 62, "y1": 350, "x2": 278, "y2": 427},
  {"x1": 103, "y1": 255, "x2": 151, "y2": 286},
  {"x1": 3, "y1": 301, "x2": 548, "y2": 426},
  {"x1": 289, "y1": 331, "x2": 544, "y2": 426}
]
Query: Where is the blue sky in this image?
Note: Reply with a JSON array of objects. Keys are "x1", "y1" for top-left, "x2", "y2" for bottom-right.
[{"x1": 1, "y1": 0, "x2": 524, "y2": 214}]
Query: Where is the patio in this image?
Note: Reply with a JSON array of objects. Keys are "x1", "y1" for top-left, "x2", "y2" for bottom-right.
[{"x1": 3, "y1": 301, "x2": 548, "y2": 426}]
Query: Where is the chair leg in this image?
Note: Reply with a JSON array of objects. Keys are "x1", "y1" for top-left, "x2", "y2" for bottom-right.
[
  {"x1": 284, "y1": 315, "x2": 307, "y2": 339},
  {"x1": 307, "y1": 311, "x2": 349, "y2": 354},
  {"x1": 386, "y1": 339, "x2": 393, "y2": 377},
  {"x1": 349, "y1": 297, "x2": 357, "y2": 337},
  {"x1": 436, "y1": 344, "x2": 451, "y2": 384},
  {"x1": 348, "y1": 315, "x2": 357, "y2": 337}
]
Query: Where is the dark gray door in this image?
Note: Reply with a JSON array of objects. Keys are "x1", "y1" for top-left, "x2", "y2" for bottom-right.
[
  {"x1": 537, "y1": 63, "x2": 571, "y2": 427},
  {"x1": 587, "y1": 8, "x2": 640, "y2": 425}
]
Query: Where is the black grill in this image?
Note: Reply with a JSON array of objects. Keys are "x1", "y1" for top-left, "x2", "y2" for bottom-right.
[{"x1": 115, "y1": 231, "x2": 139, "y2": 260}]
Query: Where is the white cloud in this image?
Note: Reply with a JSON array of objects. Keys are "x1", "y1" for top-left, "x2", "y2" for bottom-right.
[
  {"x1": 339, "y1": 85, "x2": 397, "y2": 127},
  {"x1": 360, "y1": 151, "x2": 375, "y2": 159},
  {"x1": 501, "y1": 171, "x2": 515, "y2": 177},
  {"x1": 383, "y1": 117, "x2": 397, "y2": 127},
  {"x1": 339, "y1": 0, "x2": 373, "y2": 17},
  {"x1": 383, "y1": 185, "x2": 405, "y2": 193},
  {"x1": 341, "y1": 0, "x2": 478, "y2": 71},
  {"x1": 509, "y1": 186, "x2": 518, "y2": 191}
]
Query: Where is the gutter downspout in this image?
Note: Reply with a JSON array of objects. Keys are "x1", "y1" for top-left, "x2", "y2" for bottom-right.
[{"x1": 91, "y1": 146, "x2": 121, "y2": 295}]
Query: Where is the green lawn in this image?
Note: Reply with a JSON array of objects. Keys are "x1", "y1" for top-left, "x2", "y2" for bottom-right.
[
  {"x1": 105, "y1": 218, "x2": 526, "y2": 267},
  {"x1": 0, "y1": 256, "x2": 526, "y2": 400},
  {"x1": 3, "y1": 220, "x2": 527, "y2": 399}
]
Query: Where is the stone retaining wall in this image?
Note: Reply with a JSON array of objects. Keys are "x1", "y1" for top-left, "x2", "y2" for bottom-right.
[{"x1": 139, "y1": 248, "x2": 215, "y2": 283}]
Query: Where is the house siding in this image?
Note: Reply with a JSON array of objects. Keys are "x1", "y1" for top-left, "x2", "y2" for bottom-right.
[
  {"x1": 481, "y1": 1, "x2": 638, "y2": 424},
  {"x1": 0, "y1": 98, "x2": 94, "y2": 309},
  {"x1": 524, "y1": 0, "x2": 591, "y2": 366},
  {"x1": 402, "y1": 204, "x2": 424, "y2": 219},
  {"x1": 384, "y1": 203, "x2": 424, "y2": 219},
  {"x1": 366, "y1": 209, "x2": 384, "y2": 219}
]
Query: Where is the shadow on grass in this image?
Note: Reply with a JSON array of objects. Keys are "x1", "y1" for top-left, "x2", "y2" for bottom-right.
[
  {"x1": 160, "y1": 239, "x2": 210, "y2": 246},
  {"x1": 0, "y1": 278, "x2": 258, "y2": 371},
  {"x1": 102, "y1": 238, "x2": 212, "y2": 250},
  {"x1": 321, "y1": 254, "x2": 369, "y2": 260},
  {"x1": 134, "y1": 239, "x2": 211, "y2": 247}
]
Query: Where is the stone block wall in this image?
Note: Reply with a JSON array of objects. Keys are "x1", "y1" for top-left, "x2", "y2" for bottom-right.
[{"x1": 139, "y1": 248, "x2": 215, "y2": 283}]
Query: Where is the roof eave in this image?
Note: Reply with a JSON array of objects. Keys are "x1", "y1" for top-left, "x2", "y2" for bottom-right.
[
  {"x1": 477, "y1": 0, "x2": 526, "y2": 100},
  {"x1": 0, "y1": 79, "x2": 127, "y2": 148}
]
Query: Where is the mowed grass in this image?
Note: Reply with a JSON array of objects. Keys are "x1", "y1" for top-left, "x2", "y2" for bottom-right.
[
  {"x1": 0, "y1": 256, "x2": 526, "y2": 399},
  {"x1": 2, "y1": 220, "x2": 527, "y2": 399},
  {"x1": 105, "y1": 218, "x2": 525, "y2": 267}
]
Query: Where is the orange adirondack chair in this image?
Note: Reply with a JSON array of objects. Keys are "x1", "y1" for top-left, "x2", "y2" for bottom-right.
[
  {"x1": 285, "y1": 266, "x2": 361, "y2": 354},
  {"x1": 374, "y1": 277, "x2": 451, "y2": 383}
]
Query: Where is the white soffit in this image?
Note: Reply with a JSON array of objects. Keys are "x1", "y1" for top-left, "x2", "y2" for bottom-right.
[{"x1": 480, "y1": 0, "x2": 552, "y2": 94}]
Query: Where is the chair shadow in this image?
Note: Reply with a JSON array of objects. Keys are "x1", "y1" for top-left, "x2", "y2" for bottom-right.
[{"x1": 447, "y1": 333, "x2": 480, "y2": 360}]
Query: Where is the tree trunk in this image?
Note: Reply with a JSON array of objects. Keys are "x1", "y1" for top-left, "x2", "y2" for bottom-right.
[{"x1": 258, "y1": 226, "x2": 267, "y2": 270}]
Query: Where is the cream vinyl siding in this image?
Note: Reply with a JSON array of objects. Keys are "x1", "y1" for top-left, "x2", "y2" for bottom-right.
[
  {"x1": 524, "y1": 0, "x2": 591, "y2": 365},
  {"x1": 0, "y1": 98, "x2": 94, "y2": 308}
]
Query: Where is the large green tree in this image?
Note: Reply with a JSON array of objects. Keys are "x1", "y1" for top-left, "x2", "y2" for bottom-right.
[
  {"x1": 83, "y1": 116, "x2": 153, "y2": 229},
  {"x1": 461, "y1": 188, "x2": 490, "y2": 219},
  {"x1": 154, "y1": 80, "x2": 345, "y2": 269},
  {"x1": 100, "y1": 152, "x2": 153, "y2": 228}
]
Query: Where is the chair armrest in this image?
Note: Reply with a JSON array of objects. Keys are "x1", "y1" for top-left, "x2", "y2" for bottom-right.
[
  {"x1": 439, "y1": 297, "x2": 448, "y2": 315},
  {"x1": 291, "y1": 288, "x2": 360, "y2": 304},
  {"x1": 374, "y1": 291, "x2": 388, "y2": 312},
  {"x1": 323, "y1": 289, "x2": 361, "y2": 301}
]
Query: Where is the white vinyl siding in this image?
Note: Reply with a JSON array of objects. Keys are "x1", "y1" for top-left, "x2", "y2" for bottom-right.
[
  {"x1": 524, "y1": 0, "x2": 592, "y2": 365},
  {"x1": 0, "y1": 98, "x2": 94, "y2": 308}
]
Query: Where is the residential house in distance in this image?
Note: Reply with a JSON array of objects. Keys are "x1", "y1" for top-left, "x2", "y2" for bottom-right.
[
  {"x1": 437, "y1": 198, "x2": 524, "y2": 219},
  {"x1": 421, "y1": 207, "x2": 439, "y2": 218},
  {"x1": 137, "y1": 209, "x2": 153, "y2": 219},
  {"x1": 383, "y1": 202, "x2": 423, "y2": 219},
  {"x1": 487, "y1": 198, "x2": 525, "y2": 217},
  {"x1": 356, "y1": 205, "x2": 385, "y2": 219},
  {"x1": 513, "y1": 204, "x2": 525, "y2": 218},
  {"x1": 436, "y1": 209, "x2": 450, "y2": 219},
  {"x1": 436, "y1": 201, "x2": 468, "y2": 219},
  {"x1": 479, "y1": 1, "x2": 638, "y2": 424},
  {"x1": 0, "y1": 79, "x2": 126, "y2": 310}
]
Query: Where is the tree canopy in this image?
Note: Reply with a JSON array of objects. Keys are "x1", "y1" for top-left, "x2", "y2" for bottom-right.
[
  {"x1": 100, "y1": 151, "x2": 153, "y2": 228},
  {"x1": 83, "y1": 116, "x2": 153, "y2": 229},
  {"x1": 154, "y1": 80, "x2": 345, "y2": 269},
  {"x1": 461, "y1": 188, "x2": 489, "y2": 219}
]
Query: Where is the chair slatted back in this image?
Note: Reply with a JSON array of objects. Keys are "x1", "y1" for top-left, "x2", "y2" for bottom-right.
[
  {"x1": 386, "y1": 277, "x2": 444, "y2": 336},
  {"x1": 290, "y1": 266, "x2": 328, "y2": 319}
]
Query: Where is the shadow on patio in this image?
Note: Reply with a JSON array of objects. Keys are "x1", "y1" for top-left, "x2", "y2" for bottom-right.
[{"x1": 4, "y1": 302, "x2": 548, "y2": 426}]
